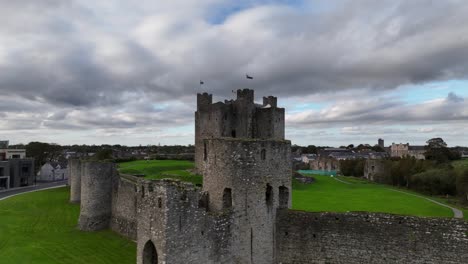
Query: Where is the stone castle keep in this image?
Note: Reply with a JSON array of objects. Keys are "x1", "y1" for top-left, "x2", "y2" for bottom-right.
[{"x1": 69, "y1": 89, "x2": 468, "y2": 264}]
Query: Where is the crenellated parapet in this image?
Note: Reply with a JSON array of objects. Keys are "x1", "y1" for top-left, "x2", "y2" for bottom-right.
[{"x1": 194, "y1": 89, "x2": 285, "y2": 173}]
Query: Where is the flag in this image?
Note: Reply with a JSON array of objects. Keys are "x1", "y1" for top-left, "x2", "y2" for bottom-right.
[{"x1": 246, "y1": 74, "x2": 253, "y2": 79}]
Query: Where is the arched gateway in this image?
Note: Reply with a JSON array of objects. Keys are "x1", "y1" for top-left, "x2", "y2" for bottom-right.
[{"x1": 142, "y1": 240, "x2": 158, "y2": 264}]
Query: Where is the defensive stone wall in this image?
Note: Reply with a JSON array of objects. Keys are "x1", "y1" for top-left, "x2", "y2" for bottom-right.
[
  {"x1": 276, "y1": 210, "x2": 468, "y2": 264},
  {"x1": 111, "y1": 173, "x2": 138, "y2": 240},
  {"x1": 136, "y1": 180, "x2": 232, "y2": 264},
  {"x1": 203, "y1": 138, "x2": 292, "y2": 264},
  {"x1": 69, "y1": 158, "x2": 81, "y2": 203},
  {"x1": 78, "y1": 161, "x2": 117, "y2": 231}
]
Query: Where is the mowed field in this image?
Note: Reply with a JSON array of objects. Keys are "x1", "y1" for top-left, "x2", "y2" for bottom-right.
[
  {"x1": 119, "y1": 160, "x2": 202, "y2": 185},
  {"x1": 0, "y1": 188, "x2": 136, "y2": 264},
  {"x1": 292, "y1": 175, "x2": 454, "y2": 218}
]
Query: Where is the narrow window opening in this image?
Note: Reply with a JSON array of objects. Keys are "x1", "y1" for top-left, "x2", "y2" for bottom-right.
[
  {"x1": 261, "y1": 149, "x2": 266, "y2": 160},
  {"x1": 222, "y1": 188, "x2": 232, "y2": 209},
  {"x1": 265, "y1": 184, "x2": 273, "y2": 207},
  {"x1": 279, "y1": 186, "x2": 289, "y2": 208},
  {"x1": 231, "y1": 130, "x2": 236, "y2": 138},
  {"x1": 203, "y1": 142, "x2": 207, "y2": 161},
  {"x1": 158, "y1": 197, "x2": 162, "y2": 208}
]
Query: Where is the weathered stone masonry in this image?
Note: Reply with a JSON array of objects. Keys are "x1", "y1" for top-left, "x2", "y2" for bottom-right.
[
  {"x1": 68, "y1": 89, "x2": 468, "y2": 264},
  {"x1": 276, "y1": 211, "x2": 468, "y2": 264}
]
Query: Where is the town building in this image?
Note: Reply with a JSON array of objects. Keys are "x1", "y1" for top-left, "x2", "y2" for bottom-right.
[
  {"x1": 391, "y1": 143, "x2": 426, "y2": 159},
  {"x1": 37, "y1": 161, "x2": 68, "y2": 182},
  {"x1": 0, "y1": 141, "x2": 34, "y2": 190}
]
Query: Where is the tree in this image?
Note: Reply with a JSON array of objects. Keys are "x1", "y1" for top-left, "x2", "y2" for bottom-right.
[
  {"x1": 426, "y1": 138, "x2": 447, "y2": 148},
  {"x1": 95, "y1": 149, "x2": 113, "y2": 160},
  {"x1": 25, "y1": 142, "x2": 62, "y2": 173},
  {"x1": 424, "y1": 137, "x2": 460, "y2": 163},
  {"x1": 456, "y1": 169, "x2": 468, "y2": 204}
]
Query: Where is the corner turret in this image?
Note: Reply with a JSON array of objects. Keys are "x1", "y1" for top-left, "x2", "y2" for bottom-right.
[
  {"x1": 236, "y1": 89, "x2": 254, "y2": 103},
  {"x1": 197, "y1": 92, "x2": 212, "y2": 111},
  {"x1": 263, "y1": 96, "x2": 277, "y2": 108}
]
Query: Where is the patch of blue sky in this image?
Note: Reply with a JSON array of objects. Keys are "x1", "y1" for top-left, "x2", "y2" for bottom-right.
[
  {"x1": 152, "y1": 104, "x2": 168, "y2": 111},
  {"x1": 288, "y1": 102, "x2": 327, "y2": 113},
  {"x1": 392, "y1": 80, "x2": 468, "y2": 104},
  {"x1": 207, "y1": 0, "x2": 307, "y2": 25}
]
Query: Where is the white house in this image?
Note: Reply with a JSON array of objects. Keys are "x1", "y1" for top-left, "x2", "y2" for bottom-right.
[
  {"x1": 301, "y1": 154, "x2": 317, "y2": 163},
  {"x1": 37, "y1": 162, "x2": 68, "y2": 182}
]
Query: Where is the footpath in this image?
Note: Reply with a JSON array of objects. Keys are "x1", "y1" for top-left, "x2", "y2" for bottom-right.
[{"x1": 0, "y1": 180, "x2": 68, "y2": 201}]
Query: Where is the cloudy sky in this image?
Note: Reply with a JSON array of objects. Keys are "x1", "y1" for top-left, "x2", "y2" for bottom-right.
[{"x1": 1, "y1": 0, "x2": 467, "y2": 147}]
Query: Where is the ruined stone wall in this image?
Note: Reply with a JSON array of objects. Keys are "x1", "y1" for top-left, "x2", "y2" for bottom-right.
[
  {"x1": 309, "y1": 157, "x2": 340, "y2": 171},
  {"x1": 364, "y1": 159, "x2": 391, "y2": 183},
  {"x1": 276, "y1": 210, "x2": 468, "y2": 264},
  {"x1": 111, "y1": 174, "x2": 138, "y2": 240},
  {"x1": 136, "y1": 180, "x2": 232, "y2": 264},
  {"x1": 203, "y1": 138, "x2": 292, "y2": 264}
]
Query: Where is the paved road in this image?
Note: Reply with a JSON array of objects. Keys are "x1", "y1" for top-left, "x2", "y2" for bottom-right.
[{"x1": 0, "y1": 180, "x2": 68, "y2": 201}]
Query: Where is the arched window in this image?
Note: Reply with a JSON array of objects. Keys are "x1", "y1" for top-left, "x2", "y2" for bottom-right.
[
  {"x1": 222, "y1": 188, "x2": 232, "y2": 209},
  {"x1": 143, "y1": 240, "x2": 158, "y2": 264},
  {"x1": 279, "y1": 186, "x2": 289, "y2": 208},
  {"x1": 261, "y1": 149, "x2": 266, "y2": 160},
  {"x1": 265, "y1": 184, "x2": 273, "y2": 207}
]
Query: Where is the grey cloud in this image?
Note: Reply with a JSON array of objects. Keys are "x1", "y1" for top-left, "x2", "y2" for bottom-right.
[
  {"x1": 1, "y1": 0, "x2": 468, "y2": 145},
  {"x1": 287, "y1": 93, "x2": 468, "y2": 126},
  {"x1": 447, "y1": 92, "x2": 464, "y2": 103}
]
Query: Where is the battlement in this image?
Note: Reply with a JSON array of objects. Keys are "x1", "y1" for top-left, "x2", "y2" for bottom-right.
[
  {"x1": 236, "y1": 88, "x2": 254, "y2": 102},
  {"x1": 197, "y1": 92, "x2": 213, "y2": 111},
  {"x1": 263, "y1": 96, "x2": 277, "y2": 108},
  {"x1": 194, "y1": 89, "x2": 285, "y2": 172}
]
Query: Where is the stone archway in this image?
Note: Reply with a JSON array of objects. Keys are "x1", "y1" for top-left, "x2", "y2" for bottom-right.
[{"x1": 143, "y1": 240, "x2": 158, "y2": 264}]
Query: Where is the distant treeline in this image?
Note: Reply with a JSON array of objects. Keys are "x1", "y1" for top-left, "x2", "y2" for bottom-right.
[
  {"x1": 292, "y1": 144, "x2": 386, "y2": 154},
  {"x1": 8, "y1": 142, "x2": 195, "y2": 171}
]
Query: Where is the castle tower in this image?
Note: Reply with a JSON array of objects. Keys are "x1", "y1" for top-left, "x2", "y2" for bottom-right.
[
  {"x1": 378, "y1": 138, "x2": 384, "y2": 148},
  {"x1": 69, "y1": 159, "x2": 82, "y2": 203},
  {"x1": 78, "y1": 161, "x2": 116, "y2": 231},
  {"x1": 194, "y1": 89, "x2": 285, "y2": 173},
  {"x1": 197, "y1": 89, "x2": 291, "y2": 263}
]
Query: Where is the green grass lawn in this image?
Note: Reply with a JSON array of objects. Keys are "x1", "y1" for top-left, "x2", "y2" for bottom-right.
[
  {"x1": 0, "y1": 187, "x2": 136, "y2": 264},
  {"x1": 118, "y1": 160, "x2": 202, "y2": 185},
  {"x1": 292, "y1": 174, "x2": 454, "y2": 218},
  {"x1": 452, "y1": 159, "x2": 468, "y2": 173},
  {"x1": 117, "y1": 160, "x2": 459, "y2": 218}
]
